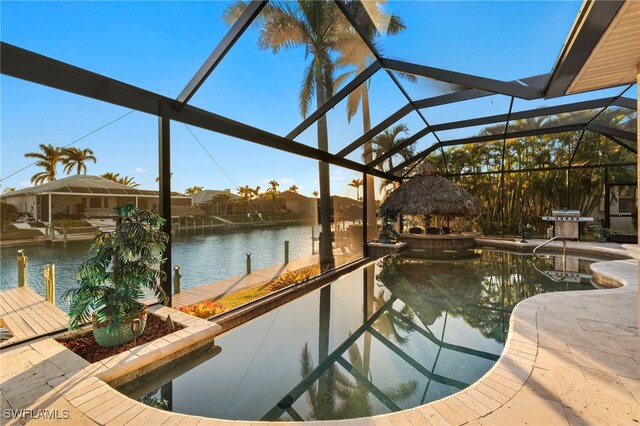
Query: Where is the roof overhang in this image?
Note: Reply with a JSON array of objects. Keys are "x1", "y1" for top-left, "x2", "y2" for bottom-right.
[{"x1": 546, "y1": 0, "x2": 639, "y2": 97}]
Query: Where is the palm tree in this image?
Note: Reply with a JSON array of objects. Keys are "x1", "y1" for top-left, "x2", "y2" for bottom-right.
[
  {"x1": 363, "y1": 124, "x2": 414, "y2": 195},
  {"x1": 212, "y1": 192, "x2": 234, "y2": 215},
  {"x1": 184, "y1": 186, "x2": 204, "y2": 195},
  {"x1": 117, "y1": 175, "x2": 139, "y2": 188},
  {"x1": 2, "y1": 187, "x2": 15, "y2": 193},
  {"x1": 24, "y1": 144, "x2": 62, "y2": 185},
  {"x1": 268, "y1": 179, "x2": 280, "y2": 193},
  {"x1": 100, "y1": 172, "x2": 121, "y2": 182},
  {"x1": 334, "y1": 2, "x2": 409, "y2": 237},
  {"x1": 312, "y1": 191, "x2": 319, "y2": 198},
  {"x1": 100, "y1": 172, "x2": 139, "y2": 188},
  {"x1": 155, "y1": 172, "x2": 173, "y2": 183},
  {"x1": 61, "y1": 147, "x2": 96, "y2": 175},
  {"x1": 288, "y1": 184, "x2": 299, "y2": 193},
  {"x1": 348, "y1": 178, "x2": 363, "y2": 200},
  {"x1": 224, "y1": 0, "x2": 341, "y2": 269},
  {"x1": 298, "y1": 340, "x2": 417, "y2": 420}
]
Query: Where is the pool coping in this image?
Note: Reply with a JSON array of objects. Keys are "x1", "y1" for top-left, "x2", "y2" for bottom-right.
[{"x1": 0, "y1": 244, "x2": 637, "y2": 425}]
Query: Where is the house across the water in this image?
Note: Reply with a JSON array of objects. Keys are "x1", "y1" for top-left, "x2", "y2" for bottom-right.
[{"x1": 0, "y1": 175, "x2": 204, "y2": 223}]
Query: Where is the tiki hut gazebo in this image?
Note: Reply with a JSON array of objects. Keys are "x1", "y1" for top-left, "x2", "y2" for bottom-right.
[
  {"x1": 382, "y1": 174, "x2": 482, "y2": 221},
  {"x1": 381, "y1": 163, "x2": 482, "y2": 250}
]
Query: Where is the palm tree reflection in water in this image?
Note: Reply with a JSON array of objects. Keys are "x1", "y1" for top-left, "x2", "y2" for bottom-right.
[
  {"x1": 292, "y1": 250, "x2": 595, "y2": 420},
  {"x1": 298, "y1": 342, "x2": 418, "y2": 420}
]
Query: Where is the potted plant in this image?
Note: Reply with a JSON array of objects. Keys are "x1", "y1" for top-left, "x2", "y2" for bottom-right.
[
  {"x1": 591, "y1": 225, "x2": 610, "y2": 243},
  {"x1": 63, "y1": 204, "x2": 169, "y2": 347},
  {"x1": 377, "y1": 205, "x2": 399, "y2": 244},
  {"x1": 518, "y1": 223, "x2": 534, "y2": 239}
]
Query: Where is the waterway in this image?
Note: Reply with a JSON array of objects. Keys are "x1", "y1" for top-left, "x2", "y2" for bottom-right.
[{"x1": 0, "y1": 225, "x2": 320, "y2": 311}]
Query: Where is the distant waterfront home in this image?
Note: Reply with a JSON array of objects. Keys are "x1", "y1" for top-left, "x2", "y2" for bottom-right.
[
  {"x1": 279, "y1": 191, "x2": 317, "y2": 216},
  {"x1": 190, "y1": 189, "x2": 240, "y2": 216},
  {"x1": 0, "y1": 175, "x2": 203, "y2": 223}
]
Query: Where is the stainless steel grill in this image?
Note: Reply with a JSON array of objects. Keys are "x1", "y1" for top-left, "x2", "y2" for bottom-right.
[{"x1": 542, "y1": 209, "x2": 593, "y2": 239}]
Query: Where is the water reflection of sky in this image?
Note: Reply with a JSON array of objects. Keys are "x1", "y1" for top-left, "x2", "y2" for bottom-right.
[{"x1": 119, "y1": 250, "x2": 597, "y2": 422}]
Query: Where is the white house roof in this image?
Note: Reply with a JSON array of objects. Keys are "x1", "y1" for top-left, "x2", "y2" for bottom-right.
[{"x1": 0, "y1": 175, "x2": 185, "y2": 198}]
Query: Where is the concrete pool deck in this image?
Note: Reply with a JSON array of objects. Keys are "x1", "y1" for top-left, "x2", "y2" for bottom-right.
[{"x1": 0, "y1": 246, "x2": 638, "y2": 425}]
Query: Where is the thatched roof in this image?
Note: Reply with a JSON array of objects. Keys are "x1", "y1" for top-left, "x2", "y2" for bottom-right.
[{"x1": 381, "y1": 173, "x2": 482, "y2": 218}]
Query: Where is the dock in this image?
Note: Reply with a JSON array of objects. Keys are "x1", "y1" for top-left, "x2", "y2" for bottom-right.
[{"x1": 0, "y1": 286, "x2": 68, "y2": 347}]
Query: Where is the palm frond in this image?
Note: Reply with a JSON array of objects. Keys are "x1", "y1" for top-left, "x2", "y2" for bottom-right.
[{"x1": 299, "y1": 60, "x2": 316, "y2": 119}]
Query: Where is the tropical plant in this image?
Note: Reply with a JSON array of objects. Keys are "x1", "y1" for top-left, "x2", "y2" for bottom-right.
[
  {"x1": 184, "y1": 186, "x2": 204, "y2": 195},
  {"x1": 363, "y1": 124, "x2": 414, "y2": 195},
  {"x1": 100, "y1": 172, "x2": 139, "y2": 188},
  {"x1": 348, "y1": 178, "x2": 363, "y2": 200},
  {"x1": 237, "y1": 185, "x2": 254, "y2": 202},
  {"x1": 590, "y1": 225, "x2": 610, "y2": 238},
  {"x1": 264, "y1": 179, "x2": 282, "y2": 208},
  {"x1": 1, "y1": 202, "x2": 19, "y2": 231},
  {"x1": 2, "y1": 187, "x2": 15, "y2": 193},
  {"x1": 267, "y1": 179, "x2": 280, "y2": 193},
  {"x1": 518, "y1": 223, "x2": 534, "y2": 234},
  {"x1": 288, "y1": 184, "x2": 299, "y2": 193},
  {"x1": 424, "y1": 108, "x2": 637, "y2": 235},
  {"x1": 61, "y1": 147, "x2": 96, "y2": 175},
  {"x1": 155, "y1": 172, "x2": 173, "y2": 183},
  {"x1": 267, "y1": 265, "x2": 320, "y2": 291},
  {"x1": 377, "y1": 205, "x2": 399, "y2": 242},
  {"x1": 298, "y1": 339, "x2": 417, "y2": 420},
  {"x1": 100, "y1": 172, "x2": 120, "y2": 182},
  {"x1": 223, "y1": 0, "x2": 341, "y2": 269},
  {"x1": 212, "y1": 192, "x2": 234, "y2": 215},
  {"x1": 63, "y1": 204, "x2": 169, "y2": 345},
  {"x1": 312, "y1": 191, "x2": 319, "y2": 198},
  {"x1": 24, "y1": 144, "x2": 62, "y2": 185},
  {"x1": 117, "y1": 175, "x2": 139, "y2": 188},
  {"x1": 179, "y1": 300, "x2": 227, "y2": 319},
  {"x1": 333, "y1": 2, "x2": 409, "y2": 238}
]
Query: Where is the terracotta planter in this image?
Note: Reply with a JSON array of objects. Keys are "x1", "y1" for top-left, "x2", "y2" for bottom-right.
[{"x1": 92, "y1": 306, "x2": 148, "y2": 347}]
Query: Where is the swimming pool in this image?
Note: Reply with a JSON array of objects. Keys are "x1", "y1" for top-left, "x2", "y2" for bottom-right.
[{"x1": 118, "y1": 249, "x2": 597, "y2": 421}]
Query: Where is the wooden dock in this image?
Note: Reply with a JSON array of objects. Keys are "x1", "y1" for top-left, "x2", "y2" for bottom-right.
[{"x1": 0, "y1": 287, "x2": 68, "y2": 347}]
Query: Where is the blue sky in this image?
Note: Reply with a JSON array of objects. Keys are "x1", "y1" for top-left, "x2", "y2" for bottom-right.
[{"x1": 1, "y1": 0, "x2": 602, "y2": 197}]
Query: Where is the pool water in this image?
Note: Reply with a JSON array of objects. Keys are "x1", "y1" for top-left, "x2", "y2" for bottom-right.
[{"x1": 118, "y1": 250, "x2": 597, "y2": 421}]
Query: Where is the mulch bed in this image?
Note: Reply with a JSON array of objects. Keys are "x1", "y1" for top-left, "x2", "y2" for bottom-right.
[{"x1": 57, "y1": 313, "x2": 184, "y2": 364}]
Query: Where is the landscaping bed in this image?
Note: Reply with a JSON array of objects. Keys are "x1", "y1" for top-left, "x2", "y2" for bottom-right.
[
  {"x1": 57, "y1": 313, "x2": 184, "y2": 363},
  {"x1": 180, "y1": 264, "x2": 320, "y2": 319}
]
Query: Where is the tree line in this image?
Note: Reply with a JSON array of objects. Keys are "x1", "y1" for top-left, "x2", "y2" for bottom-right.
[{"x1": 426, "y1": 108, "x2": 636, "y2": 234}]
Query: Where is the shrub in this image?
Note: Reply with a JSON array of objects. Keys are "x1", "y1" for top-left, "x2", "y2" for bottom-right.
[
  {"x1": 267, "y1": 265, "x2": 320, "y2": 291},
  {"x1": 180, "y1": 264, "x2": 321, "y2": 319},
  {"x1": 179, "y1": 300, "x2": 227, "y2": 318}
]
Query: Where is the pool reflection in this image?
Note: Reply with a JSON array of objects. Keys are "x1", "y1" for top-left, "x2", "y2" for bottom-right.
[{"x1": 119, "y1": 250, "x2": 595, "y2": 422}]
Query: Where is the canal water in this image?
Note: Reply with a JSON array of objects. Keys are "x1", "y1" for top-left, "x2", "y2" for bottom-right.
[{"x1": 0, "y1": 225, "x2": 320, "y2": 311}]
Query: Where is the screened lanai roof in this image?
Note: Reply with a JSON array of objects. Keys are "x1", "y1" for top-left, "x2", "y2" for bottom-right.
[{"x1": 0, "y1": 0, "x2": 636, "y2": 183}]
